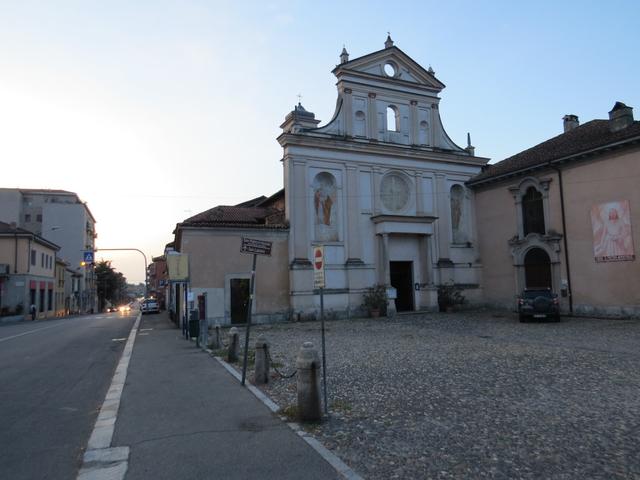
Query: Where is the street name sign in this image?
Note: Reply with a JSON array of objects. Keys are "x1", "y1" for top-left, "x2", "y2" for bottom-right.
[
  {"x1": 240, "y1": 237, "x2": 272, "y2": 256},
  {"x1": 313, "y1": 245, "x2": 325, "y2": 288}
]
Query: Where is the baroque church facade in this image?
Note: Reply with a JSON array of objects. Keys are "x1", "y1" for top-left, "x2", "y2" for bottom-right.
[{"x1": 279, "y1": 36, "x2": 488, "y2": 316}]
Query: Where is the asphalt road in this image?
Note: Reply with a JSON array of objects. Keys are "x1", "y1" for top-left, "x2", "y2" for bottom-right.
[{"x1": 0, "y1": 312, "x2": 136, "y2": 480}]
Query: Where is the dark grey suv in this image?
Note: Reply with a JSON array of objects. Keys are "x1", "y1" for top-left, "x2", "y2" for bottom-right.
[{"x1": 517, "y1": 289, "x2": 560, "y2": 322}]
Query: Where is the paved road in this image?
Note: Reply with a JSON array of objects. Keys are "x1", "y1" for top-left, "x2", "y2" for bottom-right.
[{"x1": 0, "y1": 313, "x2": 136, "y2": 480}]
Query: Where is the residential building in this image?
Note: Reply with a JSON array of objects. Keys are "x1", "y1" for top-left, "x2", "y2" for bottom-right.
[
  {"x1": 0, "y1": 221, "x2": 59, "y2": 320},
  {"x1": 0, "y1": 188, "x2": 97, "y2": 313},
  {"x1": 148, "y1": 255, "x2": 168, "y2": 309},
  {"x1": 172, "y1": 191, "x2": 288, "y2": 324},
  {"x1": 468, "y1": 102, "x2": 640, "y2": 317}
]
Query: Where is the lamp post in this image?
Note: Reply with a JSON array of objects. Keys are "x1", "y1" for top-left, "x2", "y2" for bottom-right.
[{"x1": 94, "y1": 248, "x2": 149, "y2": 298}]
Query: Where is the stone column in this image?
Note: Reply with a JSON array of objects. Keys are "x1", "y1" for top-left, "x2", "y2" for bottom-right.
[
  {"x1": 415, "y1": 171, "x2": 424, "y2": 215},
  {"x1": 410, "y1": 100, "x2": 418, "y2": 145},
  {"x1": 254, "y1": 335, "x2": 270, "y2": 385},
  {"x1": 372, "y1": 167, "x2": 382, "y2": 215},
  {"x1": 292, "y1": 160, "x2": 309, "y2": 263},
  {"x1": 368, "y1": 93, "x2": 377, "y2": 139},
  {"x1": 345, "y1": 166, "x2": 362, "y2": 263},
  {"x1": 296, "y1": 342, "x2": 321, "y2": 422},
  {"x1": 435, "y1": 173, "x2": 451, "y2": 262},
  {"x1": 227, "y1": 327, "x2": 239, "y2": 363},
  {"x1": 343, "y1": 88, "x2": 353, "y2": 137},
  {"x1": 382, "y1": 233, "x2": 391, "y2": 285}
]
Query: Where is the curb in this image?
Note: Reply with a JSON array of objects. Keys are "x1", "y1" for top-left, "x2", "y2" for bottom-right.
[
  {"x1": 76, "y1": 313, "x2": 141, "y2": 480},
  {"x1": 210, "y1": 352, "x2": 363, "y2": 480}
]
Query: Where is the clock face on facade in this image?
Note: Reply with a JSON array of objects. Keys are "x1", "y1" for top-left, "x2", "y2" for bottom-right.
[{"x1": 380, "y1": 173, "x2": 410, "y2": 212}]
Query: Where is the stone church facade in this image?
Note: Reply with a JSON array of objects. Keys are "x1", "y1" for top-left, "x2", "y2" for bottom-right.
[{"x1": 278, "y1": 37, "x2": 488, "y2": 316}]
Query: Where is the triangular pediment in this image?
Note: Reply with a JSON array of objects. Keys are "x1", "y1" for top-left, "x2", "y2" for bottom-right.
[{"x1": 333, "y1": 46, "x2": 445, "y2": 91}]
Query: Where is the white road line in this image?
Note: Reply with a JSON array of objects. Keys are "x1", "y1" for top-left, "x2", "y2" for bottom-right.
[
  {"x1": 0, "y1": 323, "x2": 67, "y2": 343},
  {"x1": 77, "y1": 313, "x2": 141, "y2": 480}
]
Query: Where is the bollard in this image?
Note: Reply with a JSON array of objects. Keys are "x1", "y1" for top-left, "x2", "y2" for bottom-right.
[
  {"x1": 208, "y1": 325, "x2": 220, "y2": 350},
  {"x1": 228, "y1": 327, "x2": 239, "y2": 363},
  {"x1": 254, "y1": 335, "x2": 270, "y2": 385},
  {"x1": 296, "y1": 342, "x2": 322, "y2": 422}
]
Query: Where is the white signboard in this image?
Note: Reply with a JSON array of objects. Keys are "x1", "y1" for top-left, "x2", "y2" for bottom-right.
[{"x1": 313, "y1": 246, "x2": 325, "y2": 288}]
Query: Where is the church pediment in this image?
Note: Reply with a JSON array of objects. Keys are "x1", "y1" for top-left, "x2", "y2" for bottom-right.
[{"x1": 333, "y1": 46, "x2": 445, "y2": 91}]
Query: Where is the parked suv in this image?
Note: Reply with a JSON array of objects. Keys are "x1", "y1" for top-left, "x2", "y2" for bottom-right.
[
  {"x1": 517, "y1": 289, "x2": 560, "y2": 322},
  {"x1": 140, "y1": 298, "x2": 160, "y2": 314}
]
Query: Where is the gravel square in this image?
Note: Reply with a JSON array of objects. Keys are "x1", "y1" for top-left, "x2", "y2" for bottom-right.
[{"x1": 222, "y1": 311, "x2": 640, "y2": 479}]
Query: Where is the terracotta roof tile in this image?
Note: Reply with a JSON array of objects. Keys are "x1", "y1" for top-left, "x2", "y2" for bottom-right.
[{"x1": 469, "y1": 119, "x2": 640, "y2": 185}]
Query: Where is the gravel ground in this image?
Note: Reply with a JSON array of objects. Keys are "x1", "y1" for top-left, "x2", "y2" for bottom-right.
[{"x1": 219, "y1": 311, "x2": 640, "y2": 480}]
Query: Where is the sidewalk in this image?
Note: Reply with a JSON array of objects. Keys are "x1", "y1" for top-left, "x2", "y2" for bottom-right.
[{"x1": 112, "y1": 312, "x2": 340, "y2": 480}]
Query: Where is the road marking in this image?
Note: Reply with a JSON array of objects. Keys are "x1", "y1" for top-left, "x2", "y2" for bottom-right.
[
  {"x1": 111, "y1": 338, "x2": 127, "y2": 342},
  {"x1": 77, "y1": 313, "x2": 141, "y2": 480},
  {"x1": 139, "y1": 328, "x2": 153, "y2": 331},
  {"x1": 0, "y1": 323, "x2": 66, "y2": 343}
]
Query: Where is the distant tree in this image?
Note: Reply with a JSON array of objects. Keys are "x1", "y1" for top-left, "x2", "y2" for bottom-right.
[{"x1": 95, "y1": 260, "x2": 128, "y2": 311}]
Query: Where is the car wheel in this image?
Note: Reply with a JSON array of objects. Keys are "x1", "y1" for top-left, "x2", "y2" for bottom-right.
[
  {"x1": 552, "y1": 314, "x2": 561, "y2": 322},
  {"x1": 519, "y1": 313, "x2": 528, "y2": 323}
]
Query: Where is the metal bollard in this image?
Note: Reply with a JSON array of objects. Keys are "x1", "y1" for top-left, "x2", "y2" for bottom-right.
[
  {"x1": 296, "y1": 342, "x2": 322, "y2": 422},
  {"x1": 208, "y1": 325, "x2": 221, "y2": 350},
  {"x1": 254, "y1": 335, "x2": 270, "y2": 385},
  {"x1": 228, "y1": 327, "x2": 239, "y2": 363}
]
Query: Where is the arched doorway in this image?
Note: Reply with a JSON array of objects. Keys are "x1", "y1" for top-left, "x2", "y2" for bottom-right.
[{"x1": 524, "y1": 248, "x2": 552, "y2": 289}]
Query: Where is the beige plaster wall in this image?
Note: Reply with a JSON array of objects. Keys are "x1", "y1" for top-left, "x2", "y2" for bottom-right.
[
  {"x1": 180, "y1": 229, "x2": 290, "y2": 314},
  {"x1": 561, "y1": 149, "x2": 640, "y2": 312},
  {"x1": 0, "y1": 237, "x2": 50, "y2": 275}
]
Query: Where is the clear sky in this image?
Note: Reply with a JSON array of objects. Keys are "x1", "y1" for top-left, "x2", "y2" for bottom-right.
[{"x1": 1, "y1": 0, "x2": 638, "y2": 283}]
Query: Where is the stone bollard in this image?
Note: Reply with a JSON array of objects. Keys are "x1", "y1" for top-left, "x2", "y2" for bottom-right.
[
  {"x1": 227, "y1": 327, "x2": 239, "y2": 363},
  {"x1": 254, "y1": 335, "x2": 270, "y2": 385},
  {"x1": 296, "y1": 342, "x2": 322, "y2": 422}
]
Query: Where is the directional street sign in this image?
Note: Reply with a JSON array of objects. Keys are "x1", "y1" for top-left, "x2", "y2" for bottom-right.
[
  {"x1": 313, "y1": 245, "x2": 325, "y2": 288},
  {"x1": 240, "y1": 237, "x2": 272, "y2": 256},
  {"x1": 83, "y1": 251, "x2": 94, "y2": 263}
]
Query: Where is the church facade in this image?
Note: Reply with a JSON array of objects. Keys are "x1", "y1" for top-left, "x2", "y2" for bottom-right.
[{"x1": 278, "y1": 37, "x2": 488, "y2": 316}]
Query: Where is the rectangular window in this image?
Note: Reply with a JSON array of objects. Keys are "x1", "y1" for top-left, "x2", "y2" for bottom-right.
[
  {"x1": 25, "y1": 214, "x2": 31, "y2": 222},
  {"x1": 41, "y1": 253, "x2": 44, "y2": 268},
  {"x1": 31, "y1": 250, "x2": 36, "y2": 265},
  {"x1": 48, "y1": 288, "x2": 53, "y2": 311},
  {"x1": 36, "y1": 214, "x2": 42, "y2": 222},
  {"x1": 39, "y1": 289, "x2": 45, "y2": 312}
]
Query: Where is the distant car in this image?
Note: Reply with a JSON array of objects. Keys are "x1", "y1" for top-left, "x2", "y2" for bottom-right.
[
  {"x1": 106, "y1": 306, "x2": 117, "y2": 313},
  {"x1": 517, "y1": 289, "x2": 560, "y2": 322},
  {"x1": 140, "y1": 298, "x2": 160, "y2": 314},
  {"x1": 118, "y1": 304, "x2": 131, "y2": 314}
]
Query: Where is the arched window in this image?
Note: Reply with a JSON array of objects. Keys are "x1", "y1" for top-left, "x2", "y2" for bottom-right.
[
  {"x1": 313, "y1": 172, "x2": 338, "y2": 242},
  {"x1": 386, "y1": 105, "x2": 399, "y2": 132},
  {"x1": 354, "y1": 110, "x2": 366, "y2": 137},
  {"x1": 522, "y1": 187, "x2": 545, "y2": 236},
  {"x1": 450, "y1": 185, "x2": 466, "y2": 243}
]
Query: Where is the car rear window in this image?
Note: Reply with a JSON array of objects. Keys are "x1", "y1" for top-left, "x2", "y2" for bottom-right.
[{"x1": 522, "y1": 290, "x2": 552, "y2": 298}]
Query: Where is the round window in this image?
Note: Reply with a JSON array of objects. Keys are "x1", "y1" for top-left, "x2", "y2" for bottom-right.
[
  {"x1": 383, "y1": 62, "x2": 396, "y2": 77},
  {"x1": 380, "y1": 173, "x2": 410, "y2": 212}
]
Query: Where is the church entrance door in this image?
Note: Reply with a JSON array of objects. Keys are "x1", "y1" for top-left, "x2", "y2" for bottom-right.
[
  {"x1": 524, "y1": 248, "x2": 552, "y2": 289},
  {"x1": 390, "y1": 261, "x2": 414, "y2": 312},
  {"x1": 230, "y1": 278, "x2": 250, "y2": 324}
]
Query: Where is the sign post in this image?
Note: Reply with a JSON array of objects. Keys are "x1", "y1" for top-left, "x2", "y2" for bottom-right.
[
  {"x1": 313, "y1": 245, "x2": 328, "y2": 414},
  {"x1": 240, "y1": 237, "x2": 272, "y2": 386}
]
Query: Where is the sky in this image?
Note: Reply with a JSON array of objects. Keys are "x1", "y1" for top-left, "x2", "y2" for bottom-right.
[{"x1": 1, "y1": 0, "x2": 638, "y2": 283}]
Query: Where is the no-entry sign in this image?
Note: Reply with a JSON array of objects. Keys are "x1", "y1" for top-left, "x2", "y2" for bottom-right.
[{"x1": 313, "y1": 246, "x2": 325, "y2": 288}]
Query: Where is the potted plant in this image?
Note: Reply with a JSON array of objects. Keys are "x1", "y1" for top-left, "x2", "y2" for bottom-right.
[
  {"x1": 362, "y1": 284, "x2": 388, "y2": 317},
  {"x1": 437, "y1": 282, "x2": 465, "y2": 312}
]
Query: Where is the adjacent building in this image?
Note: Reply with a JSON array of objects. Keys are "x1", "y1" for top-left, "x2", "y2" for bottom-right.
[
  {"x1": 468, "y1": 102, "x2": 640, "y2": 317},
  {"x1": 0, "y1": 221, "x2": 59, "y2": 320},
  {"x1": 0, "y1": 188, "x2": 97, "y2": 313}
]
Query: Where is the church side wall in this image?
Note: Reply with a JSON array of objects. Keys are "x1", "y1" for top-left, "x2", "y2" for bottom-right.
[{"x1": 562, "y1": 149, "x2": 640, "y2": 316}]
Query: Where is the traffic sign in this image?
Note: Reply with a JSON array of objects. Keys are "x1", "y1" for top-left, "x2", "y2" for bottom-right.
[
  {"x1": 313, "y1": 246, "x2": 325, "y2": 288},
  {"x1": 83, "y1": 251, "x2": 94, "y2": 263},
  {"x1": 240, "y1": 237, "x2": 272, "y2": 256}
]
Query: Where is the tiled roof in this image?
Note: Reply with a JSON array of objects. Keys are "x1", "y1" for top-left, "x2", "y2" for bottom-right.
[
  {"x1": 180, "y1": 205, "x2": 287, "y2": 229},
  {"x1": 0, "y1": 221, "x2": 60, "y2": 249},
  {"x1": 468, "y1": 119, "x2": 640, "y2": 185}
]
